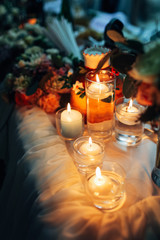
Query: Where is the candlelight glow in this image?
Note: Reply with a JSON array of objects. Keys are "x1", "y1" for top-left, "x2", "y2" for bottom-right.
[
  {"x1": 89, "y1": 137, "x2": 92, "y2": 147},
  {"x1": 128, "y1": 99, "x2": 133, "y2": 109},
  {"x1": 96, "y1": 74, "x2": 100, "y2": 83},
  {"x1": 96, "y1": 167, "x2": 102, "y2": 179},
  {"x1": 67, "y1": 103, "x2": 71, "y2": 113}
]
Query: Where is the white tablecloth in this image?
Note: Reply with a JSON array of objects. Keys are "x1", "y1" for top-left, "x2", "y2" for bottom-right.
[{"x1": 0, "y1": 106, "x2": 160, "y2": 240}]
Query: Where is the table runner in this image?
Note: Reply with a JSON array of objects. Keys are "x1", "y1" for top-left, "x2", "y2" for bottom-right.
[{"x1": 0, "y1": 106, "x2": 160, "y2": 240}]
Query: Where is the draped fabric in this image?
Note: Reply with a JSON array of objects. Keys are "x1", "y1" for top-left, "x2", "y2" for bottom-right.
[{"x1": 0, "y1": 105, "x2": 160, "y2": 240}]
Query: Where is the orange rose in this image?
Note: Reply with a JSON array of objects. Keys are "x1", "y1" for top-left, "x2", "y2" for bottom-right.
[{"x1": 37, "y1": 93, "x2": 60, "y2": 113}]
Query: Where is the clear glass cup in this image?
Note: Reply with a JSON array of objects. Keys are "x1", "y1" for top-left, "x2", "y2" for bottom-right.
[
  {"x1": 85, "y1": 162, "x2": 126, "y2": 211},
  {"x1": 55, "y1": 107, "x2": 84, "y2": 141},
  {"x1": 73, "y1": 136, "x2": 104, "y2": 175},
  {"x1": 115, "y1": 97, "x2": 145, "y2": 146},
  {"x1": 85, "y1": 70, "x2": 116, "y2": 141}
]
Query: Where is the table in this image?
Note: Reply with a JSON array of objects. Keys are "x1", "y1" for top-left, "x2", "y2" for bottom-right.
[{"x1": 0, "y1": 105, "x2": 160, "y2": 240}]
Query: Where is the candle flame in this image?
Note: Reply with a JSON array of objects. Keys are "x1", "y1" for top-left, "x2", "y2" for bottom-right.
[
  {"x1": 96, "y1": 74, "x2": 100, "y2": 83},
  {"x1": 96, "y1": 167, "x2": 102, "y2": 179},
  {"x1": 67, "y1": 103, "x2": 71, "y2": 113},
  {"x1": 128, "y1": 99, "x2": 133, "y2": 109},
  {"x1": 89, "y1": 137, "x2": 92, "y2": 147}
]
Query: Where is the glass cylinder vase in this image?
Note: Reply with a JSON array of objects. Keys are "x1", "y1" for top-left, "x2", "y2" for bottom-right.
[{"x1": 85, "y1": 70, "x2": 116, "y2": 140}]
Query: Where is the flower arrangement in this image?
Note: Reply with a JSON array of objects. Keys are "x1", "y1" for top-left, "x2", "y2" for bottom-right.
[
  {"x1": 96, "y1": 18, "x2": 160, "y2": 122},
  {"x1": 0, "y1": 22, "x2": 79, "y2": 113}
]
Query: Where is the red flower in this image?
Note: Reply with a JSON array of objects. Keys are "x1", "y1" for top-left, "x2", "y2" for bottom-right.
[{"x1": 15, "y1": 92, "x2": 31, "y2": 106}]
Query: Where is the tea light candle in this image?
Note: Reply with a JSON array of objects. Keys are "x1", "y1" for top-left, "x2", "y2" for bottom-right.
[
  {"x1": 88, "y1": 74, "x2": 110, "y2": 99},
  {"x1": 116, "y1": 99, "x2": 140, "y2": 125},
  {"x1": 61, "y1": 103, "x2": 83, "y2": 138},
  {"x1": 79, "y1": 137, "x2": 101, "y2": 155},
  {"x1": 88, "y1": 167, "x2": 113, "y2": 195}
]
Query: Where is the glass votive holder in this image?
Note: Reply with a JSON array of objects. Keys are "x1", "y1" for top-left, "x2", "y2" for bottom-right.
[
  {"x1": 55, "y1": 105, "x2": 84, "y2": 141},
  {"x1": 115, "y1": 97, "x2": 145, "y2": 146},
  {"x1": 85, "y1": 162, "x2": 126, "y2": 211},
  {"x1": 73, "y1": 136, "x2": 105, "y2": 175},
  {"x1": 85, "y1": 70, "x2": 116, "y2": 141}
]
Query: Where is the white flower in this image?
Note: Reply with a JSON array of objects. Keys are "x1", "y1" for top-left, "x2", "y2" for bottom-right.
[{"x1": 72, "y1": 81, "x2": 84, "y2": 94}]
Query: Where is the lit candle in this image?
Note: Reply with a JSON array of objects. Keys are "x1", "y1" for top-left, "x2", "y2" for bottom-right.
[
  {"x1": 88, "y1": 74, "x2": 110, "y2": 99},
  {"x1": 88, "y1": 167, "x2": 113, "y2": 195},
  {"x1": 116, "y1": 99, "x2": 140, "y2": 125},
  {"x1": 79, "y1": 137, "x2": 101, "y2": 155},
  {"x1": 61, "y1": 103, "x2": 83, "y2": 138}
]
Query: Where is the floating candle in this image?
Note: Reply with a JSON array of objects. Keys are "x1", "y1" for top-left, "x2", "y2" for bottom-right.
[
  {"x1": 88, "y1": 74, "x2": 111, "y2": 99},
  {"x1": 88, "y1": 167, "x2": 113, "y2": 196},
  {"x1": 61, "y1": 103, "x2": 83, "y2": 138},
  {"x1": 79, "y1": 137, "x2": 101, "y2": 155},
  {"x1": 116, "y1": 99, "x2": 140, "y2": 125}
]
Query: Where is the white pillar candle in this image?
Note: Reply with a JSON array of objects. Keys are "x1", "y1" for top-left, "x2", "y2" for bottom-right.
[
  {"x1": 61, "y1": 103, "x2": 83, "y2": 138},
  {"x1": 79, "y1": 137, "x2": 101, "y2": 155},
  {"x1": 116, "y1": 99, "x2": 140, "y2": 125},
  {"x1": 88, "y1": 167, "x2": 113, "y2": 195}
]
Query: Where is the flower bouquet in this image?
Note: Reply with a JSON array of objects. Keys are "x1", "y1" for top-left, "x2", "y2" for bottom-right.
[{"x1": 0, "y1": 20, "x2": 81, "y2": 113}]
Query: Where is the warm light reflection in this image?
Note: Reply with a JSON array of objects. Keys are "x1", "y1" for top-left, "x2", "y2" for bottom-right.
[
  {"x1": 96, "y1": 74, "x2": 100, "y2": 83},
  {"x1": 67, "y1": 103, "x2": 71, "y2": 113},
  {"x1": 96, "y1": 167, "x2": 102, "y2": 179},
  {"x1": 89, "y1": 137, "x2": 92, "y2": 147}
]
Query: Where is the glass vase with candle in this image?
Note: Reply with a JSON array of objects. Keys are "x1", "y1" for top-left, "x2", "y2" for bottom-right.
[
  {"x1": 85, "y1": 70, "x2": 116, "y2": 140},
  {"x1": 73, "y1": 136, "x2": 104, "y2": 175},
  {"x1": 55, "y1": 103, "x2": 84, "y2": 140},
  {"x1": 85, "y1": 163, "x2": 126, "y2": 211},
  {"x1": 115, "y1": 97, "x2": 145, "y2": 146}
]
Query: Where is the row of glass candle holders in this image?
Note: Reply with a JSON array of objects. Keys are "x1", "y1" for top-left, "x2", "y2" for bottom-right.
[
  {"x1": 56, "y1": 96, "x2": 145, "y2": 146},
  {"x1": 55, "y1": 99, "x2": 132, "y2": 211},
  {"x1": 56, "y1": 70, "x2": 145, "y2": 146},
  {"x1": 55, "y1": 70, "x2": 145, "y2": 211}
]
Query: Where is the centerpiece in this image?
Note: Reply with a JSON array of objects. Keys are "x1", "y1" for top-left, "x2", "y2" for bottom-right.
[{"x1": 95, "y1": 18, "x2": 160, "y2": 186}]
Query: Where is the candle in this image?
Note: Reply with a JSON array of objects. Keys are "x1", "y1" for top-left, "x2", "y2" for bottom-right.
[
  {"x1": 116, "y1": 99, "x2": 140, "y2": 125},
  {"x1": 79, "y1": 137, "x2": 101, "y2": 155},
  {"x1": 73, "y1": 136, "x2": 104, "y2": 174},
  {"x1": 88, "y1": 167, "x2": 113, "y2": 195},
  {"x1": 61, "y1": 103, "x2": 83, "y2": 138},
  {"x1": 88, "y1": 74, "x2": 111, "y2": 99}
]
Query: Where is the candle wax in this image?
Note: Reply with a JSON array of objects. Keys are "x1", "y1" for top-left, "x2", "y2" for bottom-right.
[
  {"x1": 88, "y1": 82, "x2": 111, "y2": 100},
  {"x1": 79, "y1": 141, "x2": 101, "y2": 155},
  {"x1": 61, "y1": 109, "x2": 82, "y2": 138},
  {"x1": 116, "y1": 103, "x2": 140, "y2": 126},
  {"x1": 89, "y1": 82, "x2": 109, "y2": 92},
  {"x1": 88, "y1": 174, "x2": 113, "y2": 196}
]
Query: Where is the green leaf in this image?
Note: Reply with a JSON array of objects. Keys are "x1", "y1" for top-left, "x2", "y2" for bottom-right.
[
  {"x1": 115, "y1": 40, "x2": 143, "y2": 55},
  {"x1": 115, "y1": 42, "x2": 137, "y2": 54},
  {"x1": 101, "y1": 93, "x2": 115, "y2": 103},
  {"x1": 78, "y1": 87, "x2": 85, "y2": 91},
  {"x1": 80, "y1": 92, "x2": 85, "y2": 98},
  {"x1": 110, "y1": 52, "x2": 136, "y2": 74},
  {"x1": 76, "y1": 91, "x2": 81, "y2": 95},
  {"x1": 126, "y1": 40, "x2": 144, "y2": 53},
  {"x1": 135, "y1": 44, "x2": 160, "y2": 76},
  {"x1": 122, "y1": 76, "x2": 137, "y2": 98},
  {"x1": 139, "y1": 105, "x2": 160, "y2": 122}
]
